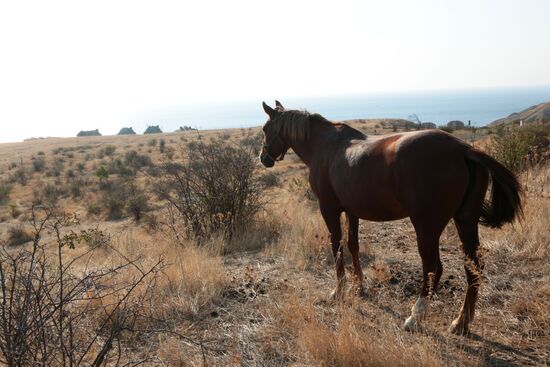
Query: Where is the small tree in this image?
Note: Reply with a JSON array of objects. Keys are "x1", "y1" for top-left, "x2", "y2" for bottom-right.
[
  {"x1": 144, "y1": 125, "x2": 162, "y2": 134},
  {"x1": 155, "y1": 137, "x2": 265, "y2": 242}
]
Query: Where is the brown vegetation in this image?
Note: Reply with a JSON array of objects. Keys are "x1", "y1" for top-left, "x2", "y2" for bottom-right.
[{"x1": 0, "y1": 122, "x2": 548, "y2": 366}]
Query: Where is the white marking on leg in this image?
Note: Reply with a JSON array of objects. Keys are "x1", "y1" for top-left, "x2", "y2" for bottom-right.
[{"x1": 403, "y1": 297, "x2": 429, "y2": 331}]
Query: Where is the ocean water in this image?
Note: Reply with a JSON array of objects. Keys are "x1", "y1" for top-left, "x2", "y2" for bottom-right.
[{"x1": 141, "y1": 86, "x2": 550, "y2": 131}]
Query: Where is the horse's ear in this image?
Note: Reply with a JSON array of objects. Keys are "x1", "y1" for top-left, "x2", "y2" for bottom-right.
[
  {"x1": 275, "y1": 100, "x2": 285, "y2": 111},
  {"x1": 262, "y1": 101, "x2": 276, "y2": 118}
]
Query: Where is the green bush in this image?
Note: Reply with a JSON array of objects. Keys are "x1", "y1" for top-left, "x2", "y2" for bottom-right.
[
  {"x1": 144, "y1": 125, "x2": 162, "y2": 134},
  {"x1": 95, "y1": 166, "x2": 109, "y2": 181},
  {"x1": 490, "y1": 125, "x2": 550, "y2": 173},
  {"x1": 117, "y1": 127, "x2": 136, "y2": 135},
  {"x1": 77, "y1": 129, "x2": 101, "y2": 137}
]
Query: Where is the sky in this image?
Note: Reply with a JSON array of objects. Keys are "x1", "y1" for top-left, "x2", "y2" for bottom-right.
[{"x1": 1, "y1": 0, "x2": 550, "y2": 143}]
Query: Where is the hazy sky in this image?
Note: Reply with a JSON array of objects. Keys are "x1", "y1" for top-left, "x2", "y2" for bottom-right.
[{"x1": 1, "y1": 0, "x2": 550, "y2": 143}]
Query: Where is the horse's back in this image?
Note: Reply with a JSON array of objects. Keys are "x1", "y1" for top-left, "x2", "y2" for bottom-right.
[
  {"x1": 392, "y1": 130, "x2": 470, "y2": 220},
  {"x1": 329, "y1": 129, "x2": 470, "y2": 221}
]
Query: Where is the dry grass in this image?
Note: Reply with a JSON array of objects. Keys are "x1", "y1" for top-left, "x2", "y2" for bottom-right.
[
  {"x1": 273, "y1": 294, "x2": 442, "y2": 367},
  {"x1": 267, "y1": 197, "x2": 330, "y2": 269},
  {"x1": 0, "y1": 125, "x2": 549, "y2": 366}
]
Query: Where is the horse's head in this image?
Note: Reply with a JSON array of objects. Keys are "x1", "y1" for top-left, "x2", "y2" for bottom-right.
[{"x1": 260, "y1": 100, "x2": 289, "y2": 168}]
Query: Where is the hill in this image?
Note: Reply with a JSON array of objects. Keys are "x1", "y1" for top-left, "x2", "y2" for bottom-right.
[
  {"x1": 490, "y1": 101, "x2": 550, "y2": 126},
  {"x1": 0, "y1": 118, "x2": 548, "y2": 366}
]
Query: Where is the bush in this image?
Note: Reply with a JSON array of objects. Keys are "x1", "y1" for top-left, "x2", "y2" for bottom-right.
[
  {"x1": 103, "y1": 185, "x2": 127, "y2": 220},
  {"x1": 7, "y1": 225, "x2": 33, "y2": 247},
  {"x1": 11, "y1": 168, "x2": 28, "y2": 186},
  {"x1": 156, "y1": 137, "x2": 264, "y2": 241},
  {"x1": 259, "y1": 171, "x2": 280, "y2": 188},
  {"x1": 9, "y1": 203, "x2": 21, "y2": 219},
  {"x1": 159, "y1": 138, "x2": 166, "y2": 153},
  {"x1": 126, "y1": 183, "x2": 149, "y2": 222},
  {"x1": 77, "y1": 129, "x2": 101, "y2": 136},
  {"x1": 43, "y1": 183, "x2": 64, "y2": 204},
  {"x1": 144, "y1": 125, "x2": 162, "y2": 134},
  {"x1": 68, "y1": 180, "x2": 82, "y2": 198},
  {"x1": 0, "y1": 209, "x2": 164, "y2": 365},
  {"x1": 148, "y1": 138, "x2": 157, "y2": 147},
  {"x1": 124, "y1": 150, "x2": 153, "y2": 174},
  {"x1": 86, "y1": 202, "x2": 102, "y2": 216},
  {"x1": 97, "y1": 145, "x2": 116, "y2": 159},
  {"x1": 32, "y1": 156, "x2": 46, "y2": 172},
  {"x1": 0, "y1": 181, "x2": 11, "y2": 204},
  {"x1": 76, "y1": 162, "x2": 86, "y2": 173},
  {"x1": 46, "y1": 157, "x2": 64, "y2": 177},
  {"x1": 490, "y1": 125, "x2": 550, "y2": 173},
  {"x1": 95, "y1": 166, "x2": 109, "y2": 181},
  {"x1": 118, "y1": 127, "x2": 136, "y2": 135}
]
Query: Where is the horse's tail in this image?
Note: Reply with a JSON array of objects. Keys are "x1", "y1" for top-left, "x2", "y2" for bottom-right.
[{"x1": 465, "y1": 148, "x2": 523, "y2": 228}]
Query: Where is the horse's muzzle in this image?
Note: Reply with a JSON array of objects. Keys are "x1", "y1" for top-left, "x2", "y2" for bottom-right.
[{"x1": 260, "y1": 153, "x2": 275, "y2": 168}]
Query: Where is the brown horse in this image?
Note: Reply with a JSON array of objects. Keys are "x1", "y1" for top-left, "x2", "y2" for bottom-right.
[{"x1": 259, "y1": 101, "x2": 522, "y2": 334}]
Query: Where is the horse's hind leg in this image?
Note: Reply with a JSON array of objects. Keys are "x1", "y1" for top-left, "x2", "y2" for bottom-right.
[
  {"x1": 449, "y1": 218, "x2": 483, "y2": 334},
  {"x1": 346, "y1": 213, "x2": 365, "y2": 297},
  {"x1": 449, "y1": 161, "x2": 488, "y2": 334},
  {"x1": 320, "y1": 205, "x2": 345, "y2": 299},
  {"x1": 403, "y1": 220, "x2": 446, "y2": 331}
]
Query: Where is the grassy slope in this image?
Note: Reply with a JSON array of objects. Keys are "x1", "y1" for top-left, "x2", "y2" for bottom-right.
[{"x1": 0, "y1": 120, "x2": 548, "y2": 366}]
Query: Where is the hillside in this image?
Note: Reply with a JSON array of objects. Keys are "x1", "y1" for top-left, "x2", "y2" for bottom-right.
[
  {"x1": 490, "y1": 101, "x2": 550, "y2": 126},
  {"x1": 0, "y1": 118, "x2": 548, "y2": 366}
]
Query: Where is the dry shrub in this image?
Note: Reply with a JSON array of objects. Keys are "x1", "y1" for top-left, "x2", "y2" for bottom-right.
[
  {"x1": 492, "y1": 196, "x2": 550, "y2": 258},
  {"x1": 521, "y1": 163, "x2": 550, "y2": 197},
  {"x1": 0, "y1": 208, "x2": 165, "y2": 366},
  {"x1": 7, "y1": 225, "x2": 33, "y2": 247},
  {"x1": 0, "y1": 181, "x2": 11, "y2": 204},
  {"x1": 490, "y1": 124, "x2": 550, "y2": 173},
  {"x1": 268, "y1": 198, "x2": 330, "y2": 269},
  {"x1": 274, "y1": 294, "x2": 441, "y2": 367},
  {"x1": 156, "y1": 137, "x2": 265, "y2": 242}
]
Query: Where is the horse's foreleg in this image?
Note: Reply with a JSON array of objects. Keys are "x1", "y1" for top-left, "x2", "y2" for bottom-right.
[
  {"x1": 346, "y1": 213, "x2": 365, "y2": 297},
  {"x1": 320, "y1": 205, "x2": 345, "y2": 299}
]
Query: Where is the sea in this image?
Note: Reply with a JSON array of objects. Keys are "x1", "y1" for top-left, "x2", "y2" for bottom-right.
[{"x1": 151, "y1": 86, "x2": 550, "y2": 131}]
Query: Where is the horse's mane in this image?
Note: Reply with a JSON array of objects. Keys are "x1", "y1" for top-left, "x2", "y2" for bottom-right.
[{"x1": 274, "y1": 110, "x2": 330, "y2": 141}]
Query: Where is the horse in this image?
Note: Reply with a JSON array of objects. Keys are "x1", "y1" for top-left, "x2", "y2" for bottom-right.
[{"x1": 259, "y1": 101, "x2": 522, "y2": 334}]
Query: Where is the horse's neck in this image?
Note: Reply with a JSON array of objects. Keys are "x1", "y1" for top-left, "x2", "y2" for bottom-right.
[{"x1": 285, "y1": 123, "x2": 332, "y2": 166}]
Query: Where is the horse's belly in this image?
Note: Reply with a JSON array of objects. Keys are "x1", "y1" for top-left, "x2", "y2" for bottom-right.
[{"x1": 342, "y1": 196, "x2": 408, "y2": 222}]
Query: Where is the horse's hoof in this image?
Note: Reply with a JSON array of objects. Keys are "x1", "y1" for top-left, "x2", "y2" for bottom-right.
[
  {"x1": 403, "y1": 316, "x2": 420, "y2": 332},
  {"x1": 330, "y1": 288, "x2": 342, "y2": 301},
  {"x1": 448, "y1": 318, "x2": 469, "y2": 335}
]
